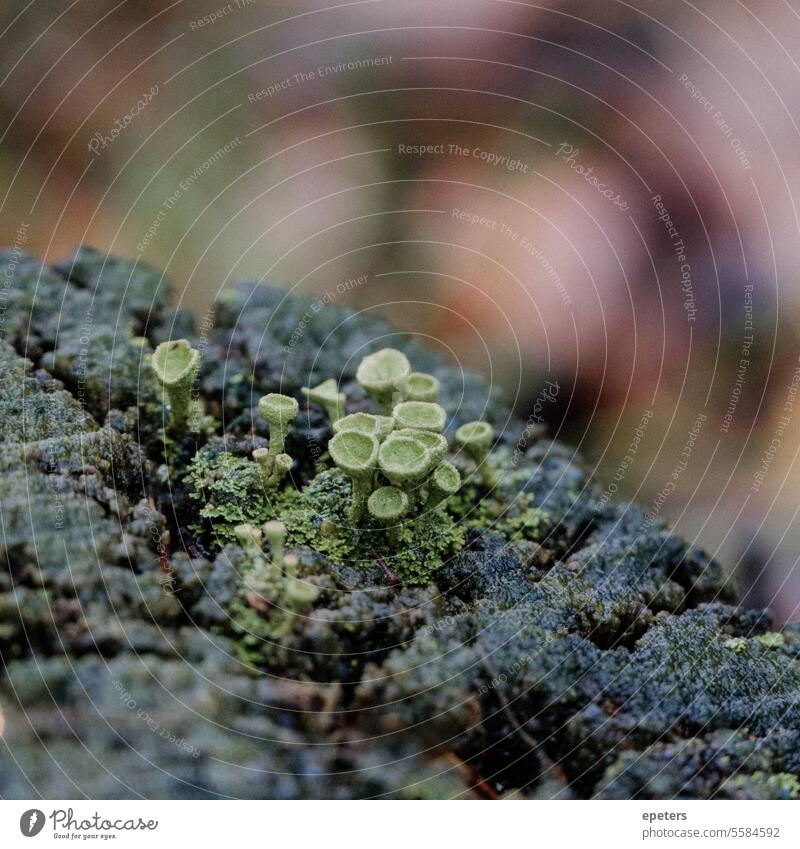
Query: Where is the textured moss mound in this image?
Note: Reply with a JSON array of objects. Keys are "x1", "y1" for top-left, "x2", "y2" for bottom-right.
[{"x1": 1, "y1": 246, "x2": 798, "y2": 799}]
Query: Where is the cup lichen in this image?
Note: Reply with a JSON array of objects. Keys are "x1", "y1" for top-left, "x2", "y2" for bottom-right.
[
  {"x1": 368, "y1": 485, "x2": 409, "y2": 544},
  {"x1": 214, "y1": 349, "x2": 468, "y2": 578},
  {"x1": 406, "y1": 371, "x2": 440, "y2": 402},
  {"x1": 258, "y1": 393, "x2": 299, "y2": 460},
  {"x1": 395, "y1": 428, "x2": 448, "y2": 466},
  {"x1": 378, "y1": 434, "x2": 433, "y2": 494},
  {"x1": 151, "y1": 339, "x2": 201, "y2": 427},
  {"x1": 392, "y1": 400, "x2": 446, "y2": 433},
  {"x1": 356, "y1": 348, "x2": 410, "y2": 413},
  {"x1": 328, "y1": 430, "x2": 380, "y2": 522},
  {"x1": 333, "y1": 411, "x2": 395, "y2": 441},
  {"x1": 455, "y1": 420, "x2": 497, "y2": 486},
  {"x1": 234, "y1": 522, "x2": 263, "y2": 553},
  {"x1": 426, "y1": 461, "x2": 461, "y2": 508},
  {"x1": 262, "y1": 519, "x2": 287, "y2": 569},
  {"x1": 302, "y1": 378, "x2": 346, "y2": 423}
]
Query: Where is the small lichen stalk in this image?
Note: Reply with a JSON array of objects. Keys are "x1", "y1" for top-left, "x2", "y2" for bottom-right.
[{"x1": 151, "y1": 339, "x2": 201, "y2": 427}]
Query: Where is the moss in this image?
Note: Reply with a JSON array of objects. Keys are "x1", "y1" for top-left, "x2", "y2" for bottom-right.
[
  {"x1": 2, "y1": 248, "x2": 799, "y2": 801},
  {"x1": 222, "y1": 535, "x2": 320, "y2": 661},
  {"x1": 447, "y1": 447, "x2": 562, "y2": 545},
  {"x1": 279, "y1": 468, "x2": 465, "y2": 584},
  {"x1": 184, "y1": 446, "x2": 298, "y2": 548},
  {"x1": 0, "y1": 342, "x2": 96, "y2": 442},
  {"x1": 724, "y1": 771, "x2": 800, "y2": 800}
]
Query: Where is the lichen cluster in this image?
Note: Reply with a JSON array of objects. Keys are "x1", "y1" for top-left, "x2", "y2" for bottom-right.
[
  {"x1": 176, "y1": 343, "x2": 485, "y2": 584},
  {"x1": 1, "y1": 246, "x2": 799, "y2": 800}
]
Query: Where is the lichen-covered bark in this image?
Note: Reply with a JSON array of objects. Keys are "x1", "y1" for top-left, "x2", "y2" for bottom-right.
[{"x1": 0, "y1": 247, "x2": 798, "y2": 799}]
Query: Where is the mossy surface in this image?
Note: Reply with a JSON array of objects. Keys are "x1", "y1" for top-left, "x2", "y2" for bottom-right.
[{"x1": 1, "y1": 248, "x2": 798, "y2": 800}]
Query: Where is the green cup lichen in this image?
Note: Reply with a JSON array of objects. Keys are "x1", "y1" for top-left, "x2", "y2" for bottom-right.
[
  {"x1": 333, "y1": 411, "x2": 395, "y2": 441},
  {"x1": 396, "y1": 428, "x2": 448, "y2": 466},
  {"x1": 328, "y1": 429, "x2": 380, "y2": 522},
  {"x1": 151, "y1": 339, "x2": 201, "y2": 427},
  {"x1": 378, "y1": 434, "x2": 433, "y2": 493},
  {"x1": 258, "y1": 393, "x2": 299, "y2": 459},
  {"x1": 234, "y1": 522, "x2": 263, "y2": 553},
  {"x1": 284, "y1": 568, "x2": 320, "y2": 607},
  {"x1": 262, "y1": 519, "x2": 287, "y2": 569},
  {"x1": 406, "y1": 371, "x2": 440, "y2": 402},
  {"x1": 392, "y1": 400, "x2": 446, "y2": 433},
  {"x1": 252, "y1": 447, "x2": 272, "y2": 486},
  {"x1": 455, "y1": 419, "x2": 497, "y2": 486},
  {"x1": 253, "y1": 446, "x2": 293, "y2": 488},
  {"x1": 426, "y1": 461, "x2": 461, "y2": 508},
  {"x1": 368, "y1": 485, "x2": 409, "y2": 544},
  {"x1": 356, "y1": 347, "x2": 410, "y2": 413},
  {"x1": 270, "y1": 453, "x2": 293, "y2": 487},
  {"x1": 302, "y1": 378, "x2": 346, "y2": 423}
]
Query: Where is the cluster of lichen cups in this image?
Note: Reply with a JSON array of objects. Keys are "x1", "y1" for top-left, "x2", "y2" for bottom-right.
[
  {"x1": 233, "y1": 519, "x2": 319, "y2": 638},
  {"x1": 158, "y1": 338, "x2": 496, "y2": 553},
  {"x1": 310, "y1": 348, "x2": 495, "y2": 534},
  {"x1": 248, "y1": 348, "x2": 496, "y2": 535},
  {"x1": 328, "y1": 406, "x2": 457, "y2": 529}
]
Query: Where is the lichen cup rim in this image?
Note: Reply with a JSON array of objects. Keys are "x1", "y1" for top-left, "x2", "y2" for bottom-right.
[
  {"x1": 396, "y1": 428, "x2": 448, "y2": 464},
  {"x1": 432, "y1": 461, "x2": 461, "y2": 493},
  {"x1": 333, "y1": 412, "x2": 394, "y2": 440},
  {"x1": 328, "y1": 429, "x2": 380, "y2": 474},
  {"x1": 356, "y1": 347, "x2": 411, "y2": 390},
  {"x1": 368, "y1": 485, "x2": 409, "y2": 520},
  {"x1": 378, "y1": 434, "x2": 431, "y2": 484},
  {"x1": 392, "y1": 400, "x2": 447, "y2": 432},
  {"x1": 406, "y1": 371, "x2": 440, "y2": 401},
  {"x1": 455, "y1": 419, "x2": 494, "y2": 445},
  {"x1": 302, "y1": 378, "x2": 345, "y2": 414},
  {"x1": 259, "y1": 392, "x2": 300, "y2": 421},
  {"x1": 151, "y1": 339, "x2": 200, "y2": 386}
]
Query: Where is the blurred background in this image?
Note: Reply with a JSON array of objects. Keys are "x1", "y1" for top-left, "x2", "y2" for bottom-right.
[{"x1": 2, "y1": 0, "x2": 799, "y2": 621}]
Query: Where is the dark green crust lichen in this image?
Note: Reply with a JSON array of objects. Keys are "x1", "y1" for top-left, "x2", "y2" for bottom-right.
[{"x1": 1, "y1": 246, "x2": 798, "y2": 800}]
